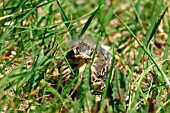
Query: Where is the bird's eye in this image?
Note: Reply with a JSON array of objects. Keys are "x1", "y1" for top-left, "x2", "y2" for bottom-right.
[
  {"x1": 89, "y1": 51, "x2": 93, "y2": 57},
  {"x1": 75, "y1": 49, "x2": 79, "y2": 55}
]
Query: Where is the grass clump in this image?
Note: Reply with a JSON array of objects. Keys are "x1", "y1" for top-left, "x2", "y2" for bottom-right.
[{"x1": 0, "y1": 0, "x2": 170, "y2": 112}]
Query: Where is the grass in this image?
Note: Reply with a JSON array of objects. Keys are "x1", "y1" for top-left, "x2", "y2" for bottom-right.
[{"x1": 0, "y1": 0, "x2": 170, "y2": 112}]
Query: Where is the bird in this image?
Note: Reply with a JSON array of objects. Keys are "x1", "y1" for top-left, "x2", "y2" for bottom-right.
[
  {"x1": 90, "y1": 45, "x2": 112, "y2": 94},
  {"x1": 58, "y1": 41, "x2": 112, "y2": 94},
  {"x1": 58, "y1": 42, "x2": 94, "y2": 87}
]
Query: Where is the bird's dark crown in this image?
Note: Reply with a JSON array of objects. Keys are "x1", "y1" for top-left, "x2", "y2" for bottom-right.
[{"x1": 72, "y1": 42, "x2": 94, "y2": 59}]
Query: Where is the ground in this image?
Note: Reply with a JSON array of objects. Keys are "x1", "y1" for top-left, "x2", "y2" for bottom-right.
[{"x1": 0, "y1": 0, "x2": 170, "y2": 113}]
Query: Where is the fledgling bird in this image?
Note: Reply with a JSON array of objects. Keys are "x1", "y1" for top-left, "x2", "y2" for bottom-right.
[
  {"x1": 59, "y1": 41, "x2": 112, "y2": 94},
  {"x1": 59, "y1": 42, "x2": 94, "y2": 87}
]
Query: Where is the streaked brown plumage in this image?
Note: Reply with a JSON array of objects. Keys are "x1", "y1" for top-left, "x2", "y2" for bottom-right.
[
  {"x1": 59, "y1": 41, "x2": 112, "y2": 93},
  {"x1": 91, "y1": 46, "x2": 112, "y2": 93}
]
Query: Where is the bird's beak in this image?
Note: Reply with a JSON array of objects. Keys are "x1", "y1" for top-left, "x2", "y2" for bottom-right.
[
  {"x1": 83, "y1": 55, "x2": 91, "y2": 59},
  {"x1": 74, "y1": 54, "x2": 91, "y2": 59}
]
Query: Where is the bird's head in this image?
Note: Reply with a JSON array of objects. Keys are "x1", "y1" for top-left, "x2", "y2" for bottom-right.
[{"x1": 72, "y1": 42, "x2": 93, "y2": 60}]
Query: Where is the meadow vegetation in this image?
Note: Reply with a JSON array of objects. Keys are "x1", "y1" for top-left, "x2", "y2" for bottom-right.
[{"x1": 0, "y1": 0, "x2": 170, "y2": 112}]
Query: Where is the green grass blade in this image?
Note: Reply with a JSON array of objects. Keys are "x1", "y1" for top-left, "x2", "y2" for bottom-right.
[
  {"x1": 0, "y1": 2, "x2": 42, "y2": 42},
  {"x1": 41, "y1": 80, "x2": 68, "y2": 109},
  {"x1": 162, "y1": 27, "x2": 170, "y2": 73},
  {"x1": 56, "y1": 0, "x2": 69, "y2": 27},
  {"x1": 56, "y1": 0, "x2": 77, "y2": 38},
  {"x1": 79, "y1": 5, "x2": 101, "y2": 38},
  {"x1": 146, "y1": 7, "x2": 168, "y2": 46},
  {"x1": 130, "y1": 0, "x2": 144, "y2": 31},
  {"x1": 128, "y1": 1, "x2": 163, "y2": 74},
  {"x1": 115, "y1": 14, "x2": 170, "y2": 86}
]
